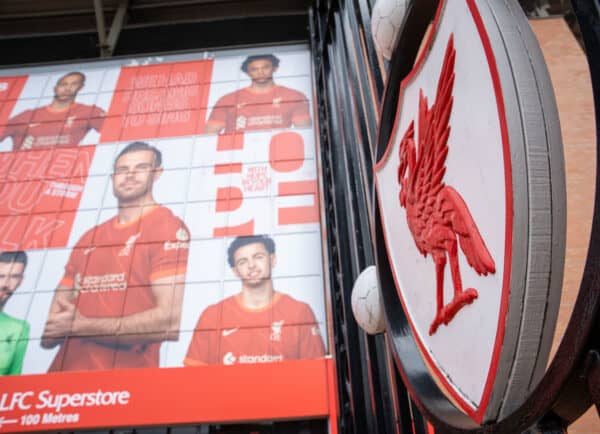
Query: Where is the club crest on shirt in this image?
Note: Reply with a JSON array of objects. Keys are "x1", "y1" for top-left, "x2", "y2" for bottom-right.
[
  {"x1": 270, "y1": 320, "x2": 284, "y2": 341},
  {"x1": 22, "y1": 135, "x2": 34, "y2": 149},
  {"x1": 74, "y1": 273, "x2": 82, "y2": 291},
  {"x1": 65, "y1": 116, "x2": 76, "y2": 128},
  {"x1": 236, "y1": 115, "x2": 247, "y2": 130},
  {"x1": 118, "y1": 233, "x2": 141, "y2": 257},
  {"x1": 272, "y1": 97, "x2": 282, "y2": 108}
]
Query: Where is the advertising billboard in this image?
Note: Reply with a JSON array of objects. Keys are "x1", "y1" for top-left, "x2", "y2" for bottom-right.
[{"x1": 0, "y1": 45, "x2": 334, "y2": 432}]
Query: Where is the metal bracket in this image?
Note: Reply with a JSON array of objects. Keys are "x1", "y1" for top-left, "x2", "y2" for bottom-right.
[
  {"x1": 94, "y1": 0, "x2": 129, "y2": 57},
  {"x1": 583, "y1": 349, "x2": 600, "y2": 413},
  {"x1": 534, "y1": 411, "x2": 568, "y2": 434}
]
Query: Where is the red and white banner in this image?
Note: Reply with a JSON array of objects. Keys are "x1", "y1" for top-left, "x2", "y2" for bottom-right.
[{"x1": 0, "y1": 47, "x2": 333, "y2": 432}]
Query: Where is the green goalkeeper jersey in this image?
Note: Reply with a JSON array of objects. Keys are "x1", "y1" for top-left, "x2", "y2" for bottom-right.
[{"x1": 0, "y1": 311, "x2": 29, "y2": 375}]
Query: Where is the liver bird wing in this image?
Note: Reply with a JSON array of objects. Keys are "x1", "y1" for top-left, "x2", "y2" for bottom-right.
[
  {"x1": 411, "y1": 35, "x2": 495, "y2": 276},
  {"x1": 409, "y1": 35, "x2": 456, "y2": 221}
]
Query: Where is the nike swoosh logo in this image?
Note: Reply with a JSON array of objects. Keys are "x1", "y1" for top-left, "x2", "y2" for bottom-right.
[
  {"x1": 222, "y1": 328, "x2": 239, "y2": 337},
  {"x1": 83, "y1": 246, "x2": 96, "y2": 255}
]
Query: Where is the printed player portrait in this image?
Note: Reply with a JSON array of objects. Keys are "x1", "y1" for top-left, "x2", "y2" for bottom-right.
[
  {"x1": 205, "y1": 54, "x2": 312, "y2": 133},
  {"x1": 0, "y1": 72, "x2": 105, "y2": 151},
  {"x1": 0, "y1": 251, "x2": 30, "y2": 376},
  {"x1": 41, "y1": 141, "x2": 189, "y2": 372},
  {"x1": 184, "y1": 234, "x2": 325, "y2": 366}
]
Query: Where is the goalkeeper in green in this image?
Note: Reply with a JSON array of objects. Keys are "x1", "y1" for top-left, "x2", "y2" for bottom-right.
[{"x1": 0, "y1": 251, "x2": 29, "y2": 375}]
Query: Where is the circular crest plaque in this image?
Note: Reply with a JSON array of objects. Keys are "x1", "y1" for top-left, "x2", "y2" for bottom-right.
[{"x1": 374, "y1": 0, "x2": 565, "y2": 425}]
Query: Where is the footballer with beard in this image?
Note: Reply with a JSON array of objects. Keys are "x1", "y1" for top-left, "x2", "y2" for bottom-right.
[
  {"x1": 205, "y1": 54, "x2": 312, "y2": 133},
  {"x1": 1, "y1": 72, "x2": 105, "y2": 151},
  {"x1": 42, "y1": 141, "x2": 189, "y2": 372}
]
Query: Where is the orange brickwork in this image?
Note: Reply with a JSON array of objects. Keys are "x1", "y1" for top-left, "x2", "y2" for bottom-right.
[{"x1": 530, "y1": 17, "x2": 598, "y2": 433}]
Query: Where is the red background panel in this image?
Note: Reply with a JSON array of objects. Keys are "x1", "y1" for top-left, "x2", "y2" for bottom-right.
[
  {"x1": 0, "y1": 359, "x2": 333, "y2": 432},
  {"x1": 100, "y1": 61, "x2": 214, "y2": 143},
  {"x1": 0, "y1": 76, "x2": 28, "y2": 137},
  {"x1": 0, "y1": 146, "x2": 95, "y2": 251}
]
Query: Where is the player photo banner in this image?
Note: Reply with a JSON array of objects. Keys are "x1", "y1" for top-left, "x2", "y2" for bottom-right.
[{"x1": 0, "y1": 46, "x2": 332, "y2": 431}]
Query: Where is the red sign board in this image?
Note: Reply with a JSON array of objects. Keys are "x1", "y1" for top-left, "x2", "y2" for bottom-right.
[{"x1": 0, "y1": 360, "x2": 333, "y2": 432}]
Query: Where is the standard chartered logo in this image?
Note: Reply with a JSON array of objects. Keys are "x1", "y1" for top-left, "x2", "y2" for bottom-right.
[
  {"x1": 223, "y1": 352, "x2": 236, "y2": 365},
  {"x1": 80, "y1": 272, "x2": 127, "y2": 292},
  {"x1": 221, "y1": 352, "x2": 284, "y2": 365}
]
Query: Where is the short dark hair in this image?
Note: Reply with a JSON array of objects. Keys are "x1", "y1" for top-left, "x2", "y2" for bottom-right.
[
  {"x1": 56, "y1": 71, "x2": 86, "y2": 85},
  {"x1": 0, "y1": 251, "x2": 28, "y2": 268},
  {"x1": 241, "y1": 54, "x2": 280, "y2": 73},
  {"x1": 227, "y1": 235, "x2": 275, "y2": 267},
  {"x1": 114, "y1": 141, "x2": 162, "y2": 169}
]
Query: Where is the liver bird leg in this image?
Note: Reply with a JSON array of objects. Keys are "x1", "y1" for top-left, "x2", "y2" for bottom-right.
[
  {"x1": 444, "y1": 238, "x2": 478, "y2": 328},
  {"x1": 429, "y1": 237, "x2": 479, "y2": 335},
  {"x1": 429, "y1": 251, "x2": 447, "y2": 335}
]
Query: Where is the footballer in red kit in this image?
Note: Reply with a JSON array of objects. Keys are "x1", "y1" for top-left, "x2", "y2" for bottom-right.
[
  {"x1": 184, "y1": 235, "x2": 325, "y2": 366},
  {"x1": 0, "y1": 72, "x2": 105, "y2": 150},
  {"x1": 205, "y1": 54, "x2": 312, "y2": 133},
  {"x1": 42, "y1": 142, "x2": 189, "y2": 372}
]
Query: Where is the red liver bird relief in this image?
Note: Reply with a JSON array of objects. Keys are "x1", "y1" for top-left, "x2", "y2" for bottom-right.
[{"x1": 397, "y1": 35, "x2": 496, "y2": 335}]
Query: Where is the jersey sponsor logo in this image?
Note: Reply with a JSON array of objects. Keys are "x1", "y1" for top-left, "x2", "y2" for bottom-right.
[
  {"x1": 118, "y1": 233, "x2": 141, "y2": 257},
  {"x1": 222, "y1": 327, "x2": 239, "y2": 337},
  {"x1": 21, "y1": 134, "x2": 72, "y2": 148},
  {"x1": 246, "y1": 115, "x2": 283, "y2": 127},
  {"x1": 222, "y1": 351, "x2": 285, "y2": 365},
  {"x1": 165, "y1": 227, "x2": 190, "y2": 250},
  {"x1": 35, "y1": 135, "x2": 71, "y2": 146},
  {"x1": 238, "y1": 354, "x2": 284, "y2": 364},
  {"x1": 163, "y1": 240, "x2": 189, "y2": 251},
  {"x1": 223, "y1": 352, "x2": 236, "y2": 365},
  {"x1": 269, "y1": 320, "x2": 284, "y2": 341},
  {"x1": 76, "y1": 272, "x2": 127, "y2": 293}
]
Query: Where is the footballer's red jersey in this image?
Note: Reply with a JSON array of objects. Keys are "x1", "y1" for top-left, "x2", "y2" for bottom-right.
[
  {"x1": 184, "y1": 292, "x2": 325, "y2": 366},
  {"x1": 1, "y1": 103, "x2": 105, "y2": 150},
  {"x1": 206, "y1": 85, "x2": 311, "y2": 132},
  {"x1": 49, "y1": 205, "x2": 189, "y2": 372}
]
